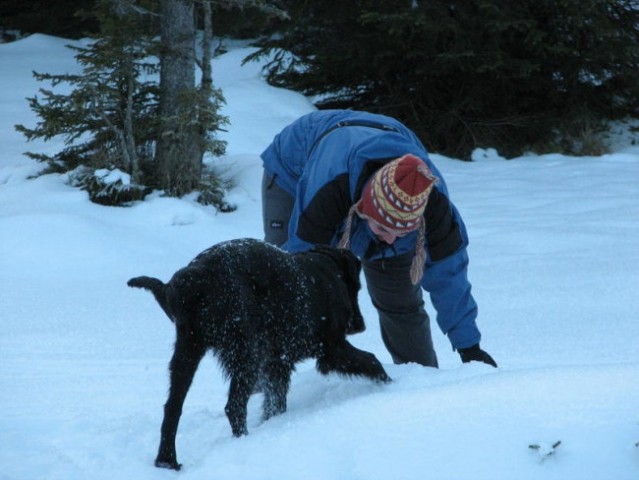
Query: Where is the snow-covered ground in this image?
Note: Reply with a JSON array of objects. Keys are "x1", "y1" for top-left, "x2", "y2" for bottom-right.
[{"x1": 1, "y1": 34, "x2": 638, "y2": 480}]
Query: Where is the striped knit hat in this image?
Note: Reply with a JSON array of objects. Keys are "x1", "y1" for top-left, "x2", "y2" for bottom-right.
[
  {"x1": 339, "y1": 154, "x2": 437, "y2": 284},
  {"x1": 359, "y1": 153, "x2": 436, "y2": 232}
]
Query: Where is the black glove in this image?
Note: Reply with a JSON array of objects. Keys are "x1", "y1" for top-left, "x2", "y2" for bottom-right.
[{"x1": 458, "y1": 344, "x2": 497, "y2": 368}]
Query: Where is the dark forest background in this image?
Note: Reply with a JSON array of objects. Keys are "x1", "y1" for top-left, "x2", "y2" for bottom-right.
[{"x1": 2, "y1": 0, "x2": 638, "y2": 178}]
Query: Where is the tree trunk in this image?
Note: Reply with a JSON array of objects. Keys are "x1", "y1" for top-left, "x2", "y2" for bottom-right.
[
  {"x1": 201, "y1": 1, "x2": 213, "y2": 94},
  {"x1": 156, "y1": 0, "x2": 201, "y2": 196}
]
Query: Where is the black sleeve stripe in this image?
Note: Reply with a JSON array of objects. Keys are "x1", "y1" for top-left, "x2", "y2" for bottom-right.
[
  {"x1": 424, "y1": 188, "x2": 462, "y2": 261},
  {"x1": 297, "y1": 173, "x2": 352, "y2": 245}
]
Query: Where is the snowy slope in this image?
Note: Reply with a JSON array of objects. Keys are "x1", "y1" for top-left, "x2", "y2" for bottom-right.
[{"x1": 1, "y1": 35, "x2": 639, "y2": 480}]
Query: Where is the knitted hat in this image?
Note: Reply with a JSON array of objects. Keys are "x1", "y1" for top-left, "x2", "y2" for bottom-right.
[
  {"x1": 358, "y1": 154, "x2": 436, "y2": 233},
  {"x1": 338, "y1": 154, "x2": 437, "y2": 285}
]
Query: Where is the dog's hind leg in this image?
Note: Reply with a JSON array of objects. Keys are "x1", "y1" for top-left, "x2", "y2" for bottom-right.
[
  {"x1": 317, "y1": 340, "x2": 391, "y2": 384},
  {"x1": 261, "y1": 360, "x2": 292, "y2": 421},
  {"x1": 155, "y1": 334, "x2": 206, "y2": 470},
  {"x1": 224, "y1": 362, "x2": 259, "y2": 437}
]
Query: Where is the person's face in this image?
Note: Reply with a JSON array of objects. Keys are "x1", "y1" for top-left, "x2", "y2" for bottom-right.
[{"x1": 366, "y1": 218, "x2": 409, "y2": 244}]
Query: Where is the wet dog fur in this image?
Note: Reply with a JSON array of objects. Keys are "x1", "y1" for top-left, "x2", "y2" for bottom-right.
[{"x1": 128, "y1": 238, "x2": 390, "y2": 470}]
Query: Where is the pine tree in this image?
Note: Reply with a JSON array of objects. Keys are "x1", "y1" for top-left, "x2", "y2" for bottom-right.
[
  {"x1": 252, "y1": 0, "x2": 639, "y2": 158},
  {"x1": 15, "y1": 0, "x2": 160, "y2": 202},
  {"x1": 15, "y1": 0, "x2": 230, "y2": 207}
]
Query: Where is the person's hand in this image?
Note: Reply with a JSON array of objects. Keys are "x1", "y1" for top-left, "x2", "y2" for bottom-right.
[{"x1": 458, "y1": 344, "x2": 497, "y2": 367}]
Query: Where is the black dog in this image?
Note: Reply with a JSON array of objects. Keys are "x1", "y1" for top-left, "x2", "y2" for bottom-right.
[{"x1": 128, "y1": 238, "x2": 390, "y2": 470}]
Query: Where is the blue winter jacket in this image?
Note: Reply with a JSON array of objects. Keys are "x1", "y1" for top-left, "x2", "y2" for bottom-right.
[{"x1": 261, "y1": 110, "x2": 480, "y2": 350}]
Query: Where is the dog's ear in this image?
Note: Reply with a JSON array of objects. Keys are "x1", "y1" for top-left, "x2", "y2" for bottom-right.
[
  {"x1": 336, "y1": 249, "x2": 362, "y2": 289},
  {"x1": 333, "y1": 249, "x2": 365, "y2": 334},
  {"x1": 312, "y1": 246, "x2": 365, "y2": 336},
  {"x1": 324, "y1": 283, "x2": 353, "y2": 340},
  {"x1": 339, "y1": 250, "x2": 366, "y2": 335},
  {"x1": 311, "y1": 246, "x2": 362, "y2": 288}
]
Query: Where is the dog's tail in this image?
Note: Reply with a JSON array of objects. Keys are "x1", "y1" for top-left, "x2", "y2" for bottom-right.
[{"x1": 127, "y1": 276, "x2": 175, "y2": 322}]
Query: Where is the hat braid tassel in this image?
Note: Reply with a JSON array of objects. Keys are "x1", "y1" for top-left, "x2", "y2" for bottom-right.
[
  {"x1": 338, "y1": 202, "x2": 360, "y2": 250},
  {"x1": 410, "y1": 218, "x2": 426, "y2": 285}
]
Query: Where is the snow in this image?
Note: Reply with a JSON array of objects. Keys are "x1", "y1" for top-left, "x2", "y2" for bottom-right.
[
  {"x1": 93, "y1": 169, "x2": 131, "y2": 186},
  {"x1": 1, "y1": 34, "x2": 639, "y2": 480}
]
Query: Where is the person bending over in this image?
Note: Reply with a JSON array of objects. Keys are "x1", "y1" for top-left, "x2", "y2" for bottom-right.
[{"x1": 261, "y1": 109, "x2": 496, "y2": 368}]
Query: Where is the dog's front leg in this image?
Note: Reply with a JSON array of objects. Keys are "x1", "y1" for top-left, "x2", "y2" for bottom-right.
[
  {"x1": 156, "y1": 338, "x2": 205, "y2": 470},
  {"x1": 317, "y1": 340, "x2": 391, "y2": 383}
]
